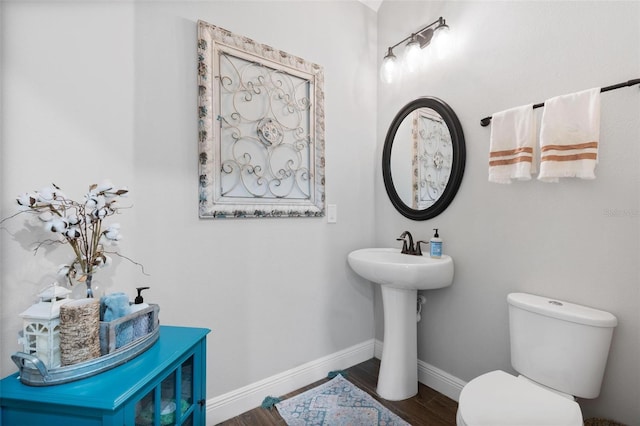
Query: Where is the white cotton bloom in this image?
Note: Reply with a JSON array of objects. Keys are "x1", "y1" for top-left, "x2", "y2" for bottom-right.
[
  {"x1": 96, "y1": 180, "x2": 114, "y2": 193},
  {"x1": 103, "y1": 224, "x2": 121, "y2": 240},
  {"x1": 103, "y1": 183, "x2": 128, "y2": 205},
  {"x1": 101, "y1": 224, "x2": 122, "y2": 246},
  {"x1": 37, "y1": 187, "x2": 55, "y2": 201},
  {"x1": 93, "y1": 254, "x2": 113, "y2": 269},
  {"x1": 67, "y1": 214, "x2": 81, "y2": 225},
  {"x1": 37, "y1": 186, "x2": 65, "y2": 203},
  {"x1": 96, "y1": 196, "x2": 106, "y2": 209},
  {"x1": 45, "y1": 218, "x2": 68, "y2": 233},
  {"x1": 92, "y1": 207, "x2": 109, "y2": 219},
  {"x1": 93, "y1": 256, "x2": 105, "y2": 267},
  {"x1": 16, "y1": 193, "x2": 36, "y2": 207},
  {"x1": 85, "y1": 194, "x2": 106, "y2": 210},
  {"x1": 65, "y1": 227, "x2": 81, "y2": 239}
]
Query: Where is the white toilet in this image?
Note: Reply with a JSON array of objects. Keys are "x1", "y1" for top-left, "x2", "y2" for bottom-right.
[{"x1": 456, "y1": 292, "x2": 617, "y2": 426}]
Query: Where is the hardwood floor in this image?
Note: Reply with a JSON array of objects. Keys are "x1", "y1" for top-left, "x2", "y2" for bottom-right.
[{"x1": 216, "y1": 358, "x2": 458, "y2": 425}]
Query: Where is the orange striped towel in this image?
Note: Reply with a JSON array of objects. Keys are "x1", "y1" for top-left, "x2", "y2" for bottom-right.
[
  {"x1": 538, "y1": 88, "x2": 601, "y2": 182},
  {"x1": 488, "y1": 104, "x2": 536, "y2": 184}
]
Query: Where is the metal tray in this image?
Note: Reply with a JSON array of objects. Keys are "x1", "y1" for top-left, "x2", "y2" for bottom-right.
[{"x1": 12, "y1": 304, "x2": 160, "y2": 386}]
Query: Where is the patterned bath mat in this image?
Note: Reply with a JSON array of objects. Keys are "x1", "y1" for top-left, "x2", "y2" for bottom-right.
[{"x1": 275, "y1": 374, "x2": 410, "y2": 425}]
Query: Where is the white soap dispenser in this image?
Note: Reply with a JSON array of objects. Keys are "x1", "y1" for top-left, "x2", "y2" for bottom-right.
[
  {"x1": 430, "y1": 228, "x2": 442, "y2": 259},
  {"x1": 130, "y1": 286, "x2": 150, "y2": 338}
]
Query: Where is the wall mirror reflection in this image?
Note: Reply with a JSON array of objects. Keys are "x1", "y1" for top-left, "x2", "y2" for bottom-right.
[{"x1": 383, "y1": 97, "x2": 465, "y2": 220}]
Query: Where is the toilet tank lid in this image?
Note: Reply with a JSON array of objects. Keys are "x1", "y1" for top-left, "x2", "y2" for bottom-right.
[{"x1": 507, "y1": 293, "x2": 618, "y2": 328}]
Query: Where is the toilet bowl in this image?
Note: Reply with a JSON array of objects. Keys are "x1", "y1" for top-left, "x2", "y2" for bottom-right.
[
  {"x1": 456, "y1": 370, "x2": 582, "y2": 426},
  {"x1": 456, "y1": 293, "x2": 617, "y2": 426}
]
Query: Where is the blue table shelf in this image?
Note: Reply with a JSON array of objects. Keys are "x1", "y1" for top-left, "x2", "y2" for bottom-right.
[{"x1": 1, "y1": 325, "x2": 210, "y2": 426}]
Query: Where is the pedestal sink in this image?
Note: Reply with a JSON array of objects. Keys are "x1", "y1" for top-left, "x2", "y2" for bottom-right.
[{"x1": 347, "y1": 248, "x2": 454, "y2": 400}]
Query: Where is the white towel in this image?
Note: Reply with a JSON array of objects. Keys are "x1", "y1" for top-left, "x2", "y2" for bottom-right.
[
  {"x1": 488, "y1": 104, "x2": 536, "y2": 184},
  {"x1": 538, "y1": 88, "x2": 601, "y2": 182}
]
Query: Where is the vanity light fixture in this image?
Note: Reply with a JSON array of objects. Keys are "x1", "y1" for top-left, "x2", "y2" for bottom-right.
[{"x1": 381, "y1": 17, "x2": 450, "y2": 84}]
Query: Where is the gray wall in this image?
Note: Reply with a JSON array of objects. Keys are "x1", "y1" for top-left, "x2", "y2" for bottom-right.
[
  {"x1": 1, "y1": 0, "x2": 377, "y2": 400},
  {"x1": 376, "y1": 1, "x2": 639, "y2": 424},
  {"x1": 2, "y1": 1, "x2": 638, "y2": 424}
]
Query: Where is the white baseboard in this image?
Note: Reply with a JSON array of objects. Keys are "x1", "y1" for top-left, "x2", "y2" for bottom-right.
[
  {"x1": 417, "y1": 359, "x2": 466, "y2": 402},
  {"x1": 374, "y1": 338, "x2": 465, "y2": 402},
  {"x1": 206, "y1": 339, "x2": 375, "y2": 425},
  {"x1": 374, "y1": 338, "x2": 384, "y2": 359},
  {"x1": 206, "y1": 338, "x2": 465, "y2": 425}
]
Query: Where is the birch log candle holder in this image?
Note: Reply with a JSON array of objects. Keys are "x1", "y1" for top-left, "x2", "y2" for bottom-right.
[{"x1": 59, "y1": 299, "x2": 101, "y2": 366}]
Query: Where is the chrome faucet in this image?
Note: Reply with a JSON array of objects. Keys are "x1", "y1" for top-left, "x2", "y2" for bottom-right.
[{"x1": 397, "y1": 231, "x2": 421, "y2": 255}]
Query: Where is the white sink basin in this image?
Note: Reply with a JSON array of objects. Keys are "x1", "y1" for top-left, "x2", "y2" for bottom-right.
[
  {"x1": 347, "y1": 248, "x2": 454, "y2": 290},
  {"x1": 347, "y1": 247, "x2": 454, "y2": 400}
]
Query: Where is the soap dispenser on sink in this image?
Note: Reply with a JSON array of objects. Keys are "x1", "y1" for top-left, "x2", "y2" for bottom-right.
[{"x1": 429, "y1": 229, "x2": 442, "y2": 259}]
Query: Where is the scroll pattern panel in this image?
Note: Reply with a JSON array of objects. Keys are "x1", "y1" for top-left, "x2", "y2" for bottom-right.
[
  {"x1": 198, "y1": 21, "x2": 325, "y2": 218},
  {"x1": 412, "y1": 109, "x2": 453, "y2": 209}
]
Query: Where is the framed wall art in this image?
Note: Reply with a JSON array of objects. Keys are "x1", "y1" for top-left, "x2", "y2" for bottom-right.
[{"x1": 197, "y1": 20, "x2": 325, "y2": 218}]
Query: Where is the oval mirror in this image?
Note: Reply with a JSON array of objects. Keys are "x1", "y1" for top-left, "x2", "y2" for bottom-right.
[{"x1": 382, "y1": 97, "x2": 466, "y2": 220}]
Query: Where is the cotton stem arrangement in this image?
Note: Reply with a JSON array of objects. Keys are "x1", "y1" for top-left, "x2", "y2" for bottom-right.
[{"x1": 13, "y1": 181, "x2": 132, "y2": 288}]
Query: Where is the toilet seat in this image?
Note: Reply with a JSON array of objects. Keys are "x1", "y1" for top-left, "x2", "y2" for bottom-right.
[{"x1": 457, "y1": 370, "x2": 583, "y2": 426}]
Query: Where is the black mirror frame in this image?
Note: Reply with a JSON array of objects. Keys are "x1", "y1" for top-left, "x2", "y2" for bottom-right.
[{"x1": 382, "y1": 97, "x2": 466, "y2": 221}]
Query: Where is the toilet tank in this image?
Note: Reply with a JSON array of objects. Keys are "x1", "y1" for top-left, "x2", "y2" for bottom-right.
[{"x1": 508, "y1": 292, "x2": 617, "y2": 399}]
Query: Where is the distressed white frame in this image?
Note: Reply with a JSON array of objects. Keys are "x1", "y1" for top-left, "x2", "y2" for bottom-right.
[{"x1": 197, "y1": 20, "x2": 325, "y2": 218}]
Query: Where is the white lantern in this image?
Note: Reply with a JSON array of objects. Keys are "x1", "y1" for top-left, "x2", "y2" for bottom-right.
[{"x1": 19, "y1": 284, "x2": 72, "y2": 369}]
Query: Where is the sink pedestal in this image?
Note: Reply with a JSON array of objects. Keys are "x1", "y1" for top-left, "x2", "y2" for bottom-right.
[
  {"x1": 377, "y1": 286, "x2": 419, "y2": 400},
  {"x1": 346, "y1": 248, "x2": 454, "y2": 401}
]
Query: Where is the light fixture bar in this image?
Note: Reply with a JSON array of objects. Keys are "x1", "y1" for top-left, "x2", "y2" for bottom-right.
[
  {"x1": 385, "y1": 17, "x2": 445, "y2": 51},
  {"x1": 415, "y1": 28, "x2": 434, "y2": 48},
  {"x1": 380, "y1": 16, "x2": 450, "y2": 84}
]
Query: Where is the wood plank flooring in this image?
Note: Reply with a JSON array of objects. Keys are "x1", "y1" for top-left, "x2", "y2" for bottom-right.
[{"x1": 216, "y1": 358, "x2": 458, "y2": 425}]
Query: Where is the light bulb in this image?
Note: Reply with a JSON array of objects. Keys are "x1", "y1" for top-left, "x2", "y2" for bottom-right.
[
  {"x1": 433, "y1": 23, "x2": 451, "y2": 60},
  {"x1": 404, "y1": 38, "x2": 422, "y2": 73},
  {"x1": 380, "y1": 48, "x2": 398, "y2": 84}
]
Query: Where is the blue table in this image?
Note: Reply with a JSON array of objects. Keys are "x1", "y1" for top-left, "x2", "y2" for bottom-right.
[{"x1": 1, "y1": 326, "x2": 210, "y2": 426}]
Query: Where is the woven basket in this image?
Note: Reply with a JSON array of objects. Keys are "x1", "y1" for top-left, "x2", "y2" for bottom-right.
[{"x1": 59, "y1": 298, "x2": 101, "y2": 366}]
